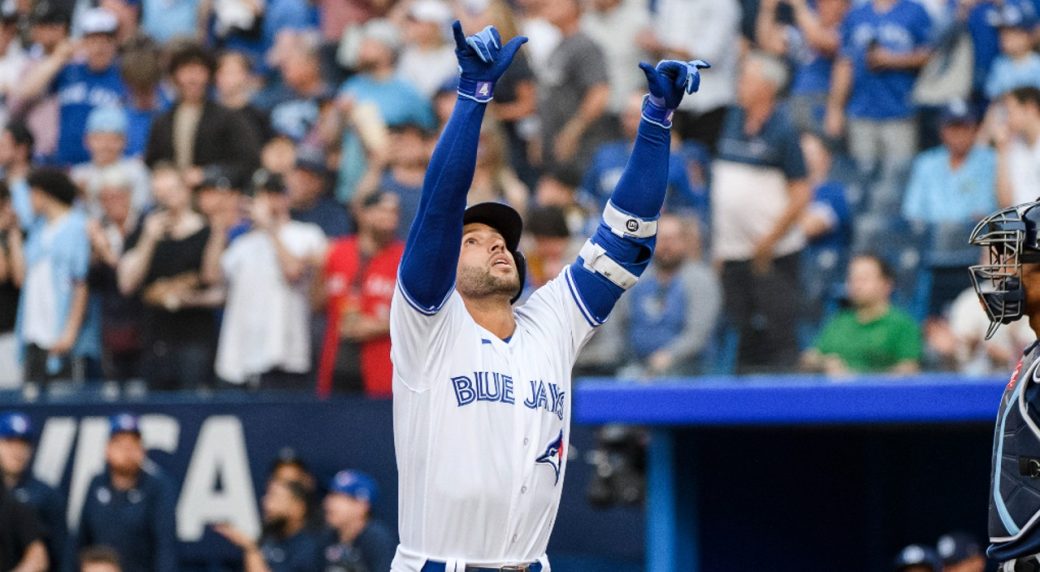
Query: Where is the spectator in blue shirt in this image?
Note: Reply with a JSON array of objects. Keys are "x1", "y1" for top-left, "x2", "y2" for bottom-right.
[
  {"x1": 288, "y1": 147, "x2": 351, "y2": 238},
  {"x1": 12, "y1": 169, "x2": 97, "y2": 385},
  {"x1": 612, "y1": 214, "x2": 721, "y2": 377},
  {"x1": 0, "y1": 412, "x2": 66, "y2": 571},
  {"x1": 756, "y1": 0, "x2": 849, "y2": 134},
  {"x1": 906, "y1": 99, "x2": 996, "y2": 314},
  {"x1": 262, "y1": 34, "x2": 332, "y2": 144},
  {"x1": 826, "y1": 0, "x2": 932, "y2": 217},
  {"x1": 903, "y1": 99, "x2": 997, "y2": 225},
  {"x1": 335, "y1": 19, "x2": 434, "y2": 201},
  {"x1": 20, "y1": 8, "x2": 127, "y2": 166},
  {"x1": 799, "y1": 131, "x2": 851, "y2": 335},
  {"x1": 216, "y1": 478, "x2": 322, "y2": 572},
  {"x1": 984, "y1": 0, "x2": 1040, "y2": 99},
  {"x1": 582, "y1": 92, "x2": 707, "y2": 222},
  {"x1": 321, "y1": 470, "x2": 395, "y2": 572},
  {"x1": 77, "y1": 414, "x2": 177, "y2": 572}
]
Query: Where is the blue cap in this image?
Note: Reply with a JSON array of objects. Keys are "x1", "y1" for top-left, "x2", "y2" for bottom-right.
[
  {"x1": 0, "y1": 412, "x2": 32, "y2": 440},
  {"x1": 87, "y1": 105, "x2": 128, "y2": 135},
  {"x1": 992, "y1": 0, "x2": 1039, "y2": 29},
  {"x1": 894, "y1": 544, "x2": 941, "y2": 571},
  {"x1": 108, "y1": 413, "x2": 141, "y2": 437},
  {"x1": 940, "y1": 98, "x2": 976, "y2": 125},
  {"x1": 936, "y1": 532, "x2": 981, "y2": 565},
  {"x1": 328, "y1": 470, "x2": 378, "y2": 504}
]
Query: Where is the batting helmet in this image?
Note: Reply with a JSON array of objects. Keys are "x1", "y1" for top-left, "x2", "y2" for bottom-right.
[
  {"x1": 969, "y1": 200, "x2": 1040, "y2": 339},
  {"x1": 463, "y1": 202, "x2": 526, "y2": 304}
]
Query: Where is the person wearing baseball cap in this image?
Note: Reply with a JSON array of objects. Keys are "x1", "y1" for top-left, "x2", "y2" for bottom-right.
[
  {"x1": 936, "y1": 532, "x2": 984, "y2": 572},
  {"x1": 321, "y1": 470, "x2": 395, "y2": 572},
  {"x1": 895, "y1": 543, "x2": 942, "y2": 572},
  {"x1": 20, "y1": 7, "x2": 126, "y2": 165},
  {"x1": 0, "y1": 411, "x2": 66, "y2": 569},
  {"x1": 985, "y1": 0, "x2": 1040, "y2": 99},
  {"x1": 212, "y1": 162, "x2": 327, "y2": 389},
  {"x1": 76, "y1": 413, "x2": 176, "y2": 572},
  {"x1": 72, "y1": 105, "x2": 153, "y2": 216},
  {"x1": 287, "y1": 146, "x2": 351, "y2": 238}
]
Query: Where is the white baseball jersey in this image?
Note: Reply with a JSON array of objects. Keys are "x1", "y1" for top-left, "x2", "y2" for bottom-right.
[{"x1": 389, "y1": 265, "x2": 598, "y2": 571}]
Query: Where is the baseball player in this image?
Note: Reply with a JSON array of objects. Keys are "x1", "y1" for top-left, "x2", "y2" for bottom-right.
[
  {"x1": 389, "y1": 20, "x2": 708, "y2": 572},
  {"x1": 971, "y1": 200, "x2": 1040, "y2": 570}
]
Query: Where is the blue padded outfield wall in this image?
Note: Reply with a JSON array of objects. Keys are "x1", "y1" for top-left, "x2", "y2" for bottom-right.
[{"x1": 4, "y1": 374, "x2": 1008, "y2": 572}]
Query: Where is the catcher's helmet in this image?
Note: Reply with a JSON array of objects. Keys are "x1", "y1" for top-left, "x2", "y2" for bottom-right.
[
  {"x1": 462, "y1": 202, "x2": 527, "y2": 304},
  {"x1": 969, "y1": 200, "x2": 1040, "y2": 339}
]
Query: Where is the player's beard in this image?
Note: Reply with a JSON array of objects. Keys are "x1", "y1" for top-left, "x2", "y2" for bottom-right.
[{"x1": 457, "y1": 263, "x2": 518, "y2": 300}]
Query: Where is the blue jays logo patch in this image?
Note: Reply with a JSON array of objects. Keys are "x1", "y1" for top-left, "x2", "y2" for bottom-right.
[{"x1": 536, "y1": 430, "x2": 565, "y2": 485}]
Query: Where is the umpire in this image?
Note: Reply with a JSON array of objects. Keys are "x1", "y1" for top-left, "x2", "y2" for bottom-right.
[
  {"x1": 0, "y1": 412, "x2": 66, "y2": 570},
  {"x1": 76, "y1": 413, "x2": 176, "y2": 572}
]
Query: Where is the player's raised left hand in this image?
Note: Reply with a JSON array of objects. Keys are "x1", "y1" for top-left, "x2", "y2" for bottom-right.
[
  {"x1": 452, "y1": 21, "x2": 527, "y2": 102},
  {"x1": 639, "y1": 59, "x2": 711, "y2": 110}
]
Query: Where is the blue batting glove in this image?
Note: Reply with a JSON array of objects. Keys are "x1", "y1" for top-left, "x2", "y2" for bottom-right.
[
  {"x1": 638, "y1": 59, "x2": 710, "y2": 128},
  {"x1": 452, "y1": 21, "x2": 528, "y2": 103}
]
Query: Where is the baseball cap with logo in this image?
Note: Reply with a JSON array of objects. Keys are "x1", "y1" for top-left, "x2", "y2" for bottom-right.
[
  {"x1": 894, "y1": 544, "x2": 941, "y2": 572},
  {"x1": 328, "y1": 470, "x2": 379, "y2": 505},
  {"x1": 108, "y1": 413, "x2": 141, "y2": 437},
  {"x1": 0, "y1": 412, "x2": 32, "y2": 440}
]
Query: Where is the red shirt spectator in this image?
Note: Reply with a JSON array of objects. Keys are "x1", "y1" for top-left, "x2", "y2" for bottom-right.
[{"x1": 317, "y1": 192, "x2": 403, "y2": 397}]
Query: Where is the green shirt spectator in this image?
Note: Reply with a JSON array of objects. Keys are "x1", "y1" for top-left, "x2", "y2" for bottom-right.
[
  {"x1": 813, "y1": 306, "x2": 922, "y2": 373},
  {"x1": 803, "y1": 253, "x2": 923, "y2": 375}
]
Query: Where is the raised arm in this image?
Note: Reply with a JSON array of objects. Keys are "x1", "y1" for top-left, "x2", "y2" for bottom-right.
[
  {"x1": 397, "y1": 22, "x2": 526, "y2": 313},
  {"x1": 567, "y1": 60, "x2": 709, "y2": 324}
]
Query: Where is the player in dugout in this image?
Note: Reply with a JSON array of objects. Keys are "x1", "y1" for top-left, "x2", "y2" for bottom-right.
[
  {"x1": 388, "y1": 18, "x2": 707, "y2": 572},
  {"x1": 971, "y1": 199, "x2": 1040, "y2": 570}
]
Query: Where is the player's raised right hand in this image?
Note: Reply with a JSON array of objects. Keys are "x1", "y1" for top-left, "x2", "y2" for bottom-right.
[{"x1": 452, "y1": 21, "x2": 527, "y2": 102}]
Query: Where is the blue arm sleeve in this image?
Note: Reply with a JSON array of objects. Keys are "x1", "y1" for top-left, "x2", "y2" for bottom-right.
[
  {"x1": 569, "y1": 117, "x2": 672, "y2": 324},
  {"x1": 611, "y1": 119, "x2": 671, "y2": 218},
  {"x1": 398, "y1": 98, "x2": 487, "y2": 312}
]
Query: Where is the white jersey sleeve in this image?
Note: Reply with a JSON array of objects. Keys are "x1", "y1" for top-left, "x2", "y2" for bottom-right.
[
  {"x1": 390, "y1": 284, "x2": 470, "y2": 392},
  {"x1": 514, "y1": 265, "x2": 599, "y2": 363}
]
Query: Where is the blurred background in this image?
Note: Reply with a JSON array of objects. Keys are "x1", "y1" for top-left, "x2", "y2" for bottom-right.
[{"x1": 0, "y1": 0, "x2": 1030, "y2": 569}]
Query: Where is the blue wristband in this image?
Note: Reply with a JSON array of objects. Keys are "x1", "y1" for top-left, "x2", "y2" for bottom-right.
[
  {"x1": 641, "y1": 95, "x2": 674, "y2": 129},
  {"x1": 458, "y1": 77, "x2": 495, "y2": 103}
]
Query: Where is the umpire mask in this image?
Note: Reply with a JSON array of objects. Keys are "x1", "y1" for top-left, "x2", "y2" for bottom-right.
[{"x1": 969, "y1": 201, "x2": 1040, "y2": 339}]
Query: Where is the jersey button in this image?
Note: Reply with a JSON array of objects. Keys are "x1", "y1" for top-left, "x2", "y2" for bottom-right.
[
  {"x1": 521, "y1": 486, "x2": 527, "y2": 494},
  {"x1": 523, "y1": 437, "x2": 529, "y2": 447},
  {"x1": 511, "y1": 533, "x2": 518, "y2": 543}
]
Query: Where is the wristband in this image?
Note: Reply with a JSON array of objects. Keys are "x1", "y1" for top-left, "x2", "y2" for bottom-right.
[
  {"x1": 457, "y1": 77, "x2": 495, "y2": 103},
  {"x1": 641, "y1": 95, "x2": 674, "y2": 129}
]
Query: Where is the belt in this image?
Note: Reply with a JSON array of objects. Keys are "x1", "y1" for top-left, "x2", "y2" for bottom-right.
[{"x1": 421, "y1": 561, "x2": 543, "y2": 572}]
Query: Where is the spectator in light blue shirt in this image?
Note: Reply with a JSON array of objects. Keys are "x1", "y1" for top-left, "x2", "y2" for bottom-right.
[
  {"x1": 825, "y1": 0, "x2": 933, "y2": 217},
  {"x1": 903, "y1": 100, "x2": 996, "y2": 315},
  {"x1": 984, "y1": 0, "x2": 1040, "y2": 99},
  {"x1": 335, "y1": 19, "x2": 435, "y2": 203},
  {"x1": 902, "y1": 100, "x2": 997, "y2": 224}
]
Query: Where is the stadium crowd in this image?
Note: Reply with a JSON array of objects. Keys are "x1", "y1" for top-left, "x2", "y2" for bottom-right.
[
  {"x1": 0, "y1": 0, "x2": 1027, "y2": 394},
  {"x1": 0, "y1": 0, "x2": 1028, "y2": 569}
]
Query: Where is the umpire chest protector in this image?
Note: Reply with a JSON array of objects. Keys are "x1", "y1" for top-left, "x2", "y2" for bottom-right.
[{"x1": 989, "y1": 342, "x2": 1040, "y2": 560}]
